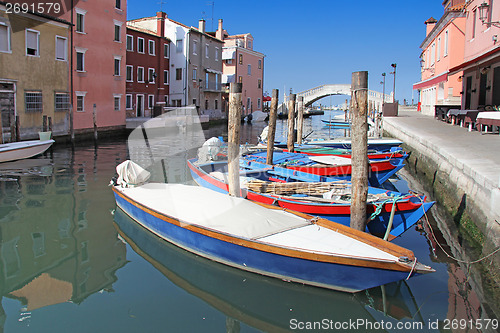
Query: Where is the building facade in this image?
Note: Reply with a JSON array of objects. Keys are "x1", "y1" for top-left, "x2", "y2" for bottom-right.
[
  {"x1": 128, "y1": 12, "x2": 223, "y2": 120},
  {"x1": 413, "y1": 1, "x2": 466, "y2": 116},
  {"x1": 0, "y1": 3, "x2": 71, "y2": 140},
  {"x1": 215, "y1": 19, "x2": 264, "y2": 116},
  {"x1": 450, "y1": 0, "x2": 500, "y2": 109},
  {"x1": 60, "y1": 0, "x2": 127, "y2": 136},
  {"x1": 125, "y1": 22, "x2": 170, "y2": 118}
]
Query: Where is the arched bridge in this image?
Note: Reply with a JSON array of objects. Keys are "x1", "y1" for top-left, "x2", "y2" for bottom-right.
[
  {"x1": 278, "y1": 84, "x2": 391, "y2": 114},
  {"x1": 297, "y1": 84, "x2": 390, "y2": 109}
]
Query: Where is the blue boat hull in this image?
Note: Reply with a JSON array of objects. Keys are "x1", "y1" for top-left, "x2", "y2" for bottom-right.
[{"x1": 114, "y1": 189, "x2": 418, "y2": 293}]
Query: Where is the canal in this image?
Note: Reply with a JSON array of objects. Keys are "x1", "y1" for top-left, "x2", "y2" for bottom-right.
[{"x1": 0, "y1": 112, "x2": 497, "y2": 332}]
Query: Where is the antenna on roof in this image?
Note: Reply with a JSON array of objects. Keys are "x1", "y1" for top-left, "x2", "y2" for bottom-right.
[
  {"x1": 207, "y1": 1, "x2": 214, "y2": 31},
  {"x1": 158, "y1": 0, "x2": 166, "y2": 12}
]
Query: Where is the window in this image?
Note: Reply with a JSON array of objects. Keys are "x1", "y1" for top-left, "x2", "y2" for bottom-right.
[
  {"x1": 215, "y1": 47, "x2": 219, "y2": 61},
  {"x1": 114, "y1": 56, "x2": 121, "y2": 76},
  {"x1": 76, "y1": 51, "x2": 84, "y2": 71},
  {"x1": 149, "y1": 40, "x2": 155, "y2": 55},
  {"x1": 247, "y1": 64, "x2": 251, "y2": 75},
  {"x1": 226, "y1": 59, "x2": 233, "y2": 65},
  {"x1": 472, "y1": 9, "x2": 477, "y2": 39},
  {"x1": 126, "y1": 94, "x2": 132, "y2": 109},
  {"x1": 258, "y1": 98, "x2": 261, "y2": 109},
  {"x1": 205, "y1": 72, "x2": 209, "y2": 89},
  {"x1": 55, "y1": 36, "x2": 67, "y2": 61},
  {"x1": 55, "y1": 93, "x2": 70, "y2": 112},
  {"x1": 431, "y1": 43, "x2": 435, "y2": 65},
  {"x1": 193, "y1": 40, "x2": 198, "y2": 55},
  {"x1": 176, "y1": 39, "x2": 183, "y2": 53},
  {"x1": 258, "y1": 79, "x2": 261, "y2": 89},
  {"x1": 138, "y1": 37, "x2": 145, "y2": 53},
  {"x1": 75, "y1": 47, "x2": 87, "y2": 71},
  {"x1": 0, "y1": 23, "x2": 11, "y2": 52},
  {"x1": 114, "y1": 96, "x2": 121, "y2": 111},
  {"x1": 205, "y1": 99, "x2": 208, "y2": 109},
  {"x1": 215, "y1": 99, "x2": 218, "y2": 109},
  {"x1": 75, "y1": 9, "x2": 86, "y2": 33},
  {"x1": 258, "y1": 59, "x2": 262, "y2": 69},
  {"x1": 114, "y1": 24, "x2": 121, "y2": 42},
  {"x1": 115, "y1": 0, "x2": 121, "y2": 9},
  {"x1": 238, "y1": 76, "x2": 242, "y2": 83},
  {"x1": 26, "y1": 29, "x2": 39, "y2": 56},
  {"x1": 148, "y1": 68, "x2": 155, "y2": 83},
  {"x1": 25, "y1": 91, "x2": 42, "y2": 113},
  {"x1": 126, "y1": 35, "x2": 133, "y2": 51},
  {"x1": 176, "y1": 68, "x2": 182, "y2": 80},
  {"x1": 148, "y1": 95, "x2": 154, "y2": 108},
  {"x1": 164, "y1": 70, "x2": 169, "y2": 84},
  {"x1": 164, "y1": 44, "x2": 169, "y2": 58},
  {"x1": 192, "y1": 68, "x2": 197, "y2": 80},
  {"x1": 444, "y1": 30, "x2": 449, "y2": 56},
  {"x1": 205, "y1": 44, "x2": 209, "y2": 58},
  {"x1": 437, "y1": 37, "x2": 441, "y2": 61},
  {"x1": 239, "y1": 54, "x2": 243, "y2": 64},
  {"x1": 137, "y1": 67, "x2": 144, "y2": 82},
  {"x1": 76, "y1": 92, "x2": 86, "y2": 112},
  {"x1": 126, "y1": 65, "x2": 133, "y2": 81}
]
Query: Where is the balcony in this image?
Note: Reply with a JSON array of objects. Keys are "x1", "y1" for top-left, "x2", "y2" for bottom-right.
[{"x1": 204, "y1": 81, "x2": 221, "y2": 92}]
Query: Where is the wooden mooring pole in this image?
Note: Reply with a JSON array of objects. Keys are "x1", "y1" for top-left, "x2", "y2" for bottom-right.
[
  {"x1": 350, "y1": 71, "x2": 369, "y2": 231},
  {"x1": 286, "y1": 94, "x2": 296, "y2": 152},
  {"x1": 296, "y1": 96, "x2": 304, "y2": 145},
  {"x1": 228, "y1": 83, "x2": 242, "y2": 197},
  {"x1": 266, "y1": 89, "x2": 279, "y2": 165}
]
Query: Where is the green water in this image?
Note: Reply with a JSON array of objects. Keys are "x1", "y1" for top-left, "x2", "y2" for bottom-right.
[{"x1": 0, "y1": 115, "x2": 496, "y2": 332}]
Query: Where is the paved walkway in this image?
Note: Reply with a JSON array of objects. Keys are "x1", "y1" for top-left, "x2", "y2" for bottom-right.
[{"x1": 383, "y1": 110, "x2": 500, "y2": 248}]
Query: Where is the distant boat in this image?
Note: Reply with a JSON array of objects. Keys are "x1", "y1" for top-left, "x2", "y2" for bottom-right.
[
  {"x1": 271, "y1": 138, "x2": 403, "y2": 152},
  {"x1": 112, "y1": 160, "x2": 434, "y2": 292},
  {"x1": 0, "y1": 139, "x2": 54, "y2": 163},
  {"x1": 187, "y1": 158, "x2": 434, "y2": 239},
  {"x1": 283, "y1": 145, "x2": 406, "y2": 161}
]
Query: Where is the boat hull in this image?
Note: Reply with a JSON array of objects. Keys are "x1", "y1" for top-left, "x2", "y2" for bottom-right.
[
  {"x1": 0, "y1": 140, "x2": 54, "y2": 163},
  {"x1": 113, "y1": 187, "x2": 419, "y2": 293}
]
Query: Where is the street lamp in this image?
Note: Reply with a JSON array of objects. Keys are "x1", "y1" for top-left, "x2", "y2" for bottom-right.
[
  {"x1": 380, "y1": 72, "x2": 386, "y2": 105},
  {"x1": 478, "y1": 2, "x2": 500, "y2": 28},
  {"x1": 390, "y1": 63, "x2": 397, "y2": 103}
]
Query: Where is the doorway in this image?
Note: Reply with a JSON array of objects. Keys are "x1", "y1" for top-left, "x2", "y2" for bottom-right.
[{"x1": 136, "y1": 95, "x2": 144, "y2": 117}]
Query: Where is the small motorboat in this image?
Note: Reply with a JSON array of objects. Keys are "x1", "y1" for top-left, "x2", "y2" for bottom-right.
[{"x1": 0, "y1": 139, "x2": 55, "y2": 163}]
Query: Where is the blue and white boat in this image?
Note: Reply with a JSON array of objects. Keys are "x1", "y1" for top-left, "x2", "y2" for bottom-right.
[{"x1": 112, "y1": 160, "x2": 434, "y2": 293}]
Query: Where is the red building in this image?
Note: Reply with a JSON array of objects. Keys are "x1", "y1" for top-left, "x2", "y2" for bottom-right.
[{"x1": 126, "y1": 14, "x2": 170, "y2": 118}]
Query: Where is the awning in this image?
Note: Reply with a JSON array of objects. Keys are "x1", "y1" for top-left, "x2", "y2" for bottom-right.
[
  {"x1": 222, "y1": 74, "x2": 235, "y2": 84},
  {"x1": 449, "y1": 44, "x2": 500, "y2": 75},
  {"x1": 222, "y1": 50, "x2": 235, "y2": 60},
  {"x1": 206, "y1": 68, "x2": 223, "y2": 75},
  {"x1": 263, "y1": 96, "x2": 272, "y2": 101},
  {"x1": 412, "y1": 71, "x2": 448, "y2": 90}
]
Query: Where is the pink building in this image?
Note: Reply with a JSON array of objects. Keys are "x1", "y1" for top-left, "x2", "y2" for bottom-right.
[
  {"x1": 449, "y1": 0, "x2": 500, "y2": 108},
  {"x1": 61, "y1": 0, "x2": 127, "y2": 138},
  {"x1": 413, "y1": 1, "x2": 466, "y2": 116},
  {"x1": 214, "y1": 20, "x2": 264, "y2": 116}
]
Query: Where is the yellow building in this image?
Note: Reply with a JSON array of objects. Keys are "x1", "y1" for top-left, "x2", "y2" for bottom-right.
[{"x1": 0, "y1": 4, "x2": 70, "y2": 140}]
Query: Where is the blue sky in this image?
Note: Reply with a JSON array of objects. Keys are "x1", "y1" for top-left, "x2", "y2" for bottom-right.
[{"x1": 128, "y1": 0, "x2": 445, "y2": 105}]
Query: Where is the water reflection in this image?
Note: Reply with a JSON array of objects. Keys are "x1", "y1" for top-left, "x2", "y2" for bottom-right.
[
  {"x1": 0, "y1": 144, "x2": 128, "y2": 329},
  {"x1": 113, "y1": 207, "x2": 422, "y2": 332}
]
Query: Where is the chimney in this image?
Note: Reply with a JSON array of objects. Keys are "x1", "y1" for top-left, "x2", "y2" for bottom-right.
[
  {"x1": 198, "y1": 19, "x2": 205, "y2": 34},
  {"x1": 216, "y1": 19, "x2": 223, "y2": 40},
  {"x1": 157, "y1": 12, "x2": 166, "y2": 37},
  {"x1": 425, "y1": 17, "x2": 437, "y2": 36}
]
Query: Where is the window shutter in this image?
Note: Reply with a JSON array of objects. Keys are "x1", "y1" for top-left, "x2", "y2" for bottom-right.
[
  {"x1": 56, "y1": 37, "x2": 65, "y2": 59},
  {"x1": 0, "y1": 25, "x2": 8, "y2": 51},
  {"x1": 26, "y1": 31, "x2": 38, "y2": 52}
]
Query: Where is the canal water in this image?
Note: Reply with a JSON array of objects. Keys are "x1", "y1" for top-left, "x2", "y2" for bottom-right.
[{"x1": 0, "y1": 112, "x2": 497, "y2": 332}]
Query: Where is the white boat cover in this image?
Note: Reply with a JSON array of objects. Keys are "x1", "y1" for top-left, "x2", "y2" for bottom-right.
[
  {"x1": 309, "y1": 155, "x2": 352, "y2": 166},
  {"x1": 197, "y1": 137, "x2": 223, "y2": 163},
  {"x1": 116, "y1": 160, "x2": 151, "y2": 187},
  {"x1": 477, "y1": 111, "x2": 500, "y2": 120},
  {"x1": 249, "y1": 111, "x2": 268, "y2": 122}
]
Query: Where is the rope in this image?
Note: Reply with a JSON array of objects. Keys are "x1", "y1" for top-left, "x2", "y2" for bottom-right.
[
  {"x1": 419, "y1": 197, "x2": 500, "y2": 265},
  {"x1": 369, "y1": 194, "x2": 404, "y2": 220},
  {"x1": 406, "y1": 259, "x2": 417, "y2": 280}
]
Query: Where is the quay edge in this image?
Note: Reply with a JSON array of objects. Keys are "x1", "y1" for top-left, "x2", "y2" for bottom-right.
[{"x1": 382, "y1": 109, "x2": 500, "y2": 270}]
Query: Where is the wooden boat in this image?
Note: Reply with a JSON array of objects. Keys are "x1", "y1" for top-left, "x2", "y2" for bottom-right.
[
  {"x1": 321, "y1": 119, "x2": 351, "y2": 128},
  {"x1": 112, "y1": 162, "x2": 433, "y2": 293},
  {"x1": 241, "y1": 151, "x2": 405, "y2": 187},
  {"x1": 113, "y1": 207, "x2": 420, "y2": 330},
  {"x1": 0, "y1": 139, "x2": 55, "y2": 163},
  {"x1": 187, "y1": 158, "x2": 435, "y2": 239},
  {"x1": 282, "y1": 145, "x2": 407, "y2": 161},
  {"x1": 273, "y1": 138, "x2": 403, "y2": 152}
]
